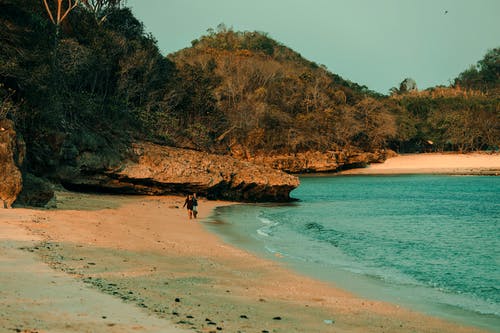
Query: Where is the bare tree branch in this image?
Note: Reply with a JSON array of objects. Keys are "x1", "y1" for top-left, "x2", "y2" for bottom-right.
[
  {"x1": 42, "y1": 0, "x2": 56, "y2": 24},
  {"x1": 60, "y1": 0, "x2": 80, "y2": 23},
  {"x1": 42, "y1": 0, "x2": 80, "y2": 26}
]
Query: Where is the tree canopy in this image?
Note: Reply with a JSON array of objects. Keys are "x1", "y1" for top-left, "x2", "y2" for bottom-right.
[{"x1": 454, "y1": 47, "x2": 500, "y2": 93}]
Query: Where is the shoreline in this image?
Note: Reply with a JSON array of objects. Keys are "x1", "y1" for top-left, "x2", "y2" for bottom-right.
[
  {"x1": 1, "y1": 190, "x2": 494, "y2": 332},
  {"x1": 339, "y1": 152, "x2": 500, "y2": 175},
  {"x1": 208, "y1": 181, "x2": 500, "y2": 332}
]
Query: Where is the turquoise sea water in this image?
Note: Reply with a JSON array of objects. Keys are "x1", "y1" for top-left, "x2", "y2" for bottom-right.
[{"x1": 205, "y1": 175, "x2": 500, "y2": 331}]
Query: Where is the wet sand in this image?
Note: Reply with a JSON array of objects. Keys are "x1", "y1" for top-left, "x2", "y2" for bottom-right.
[{"x1": 0, "y1": 190, "x2": 492, "y2": 332}]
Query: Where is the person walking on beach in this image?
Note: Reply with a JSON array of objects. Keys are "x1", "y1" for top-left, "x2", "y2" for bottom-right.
[
  {"x1": 183, "y1": 194, "x2": 194, "y2": 219},
  {"x1": 192, "y1": 193, "x2": 198, "y2": 219}
]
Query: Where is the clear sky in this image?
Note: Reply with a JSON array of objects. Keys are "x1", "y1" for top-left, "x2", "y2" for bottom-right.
[{"x1": 126, "y1": 0, "x2": 500, "y2": 94}]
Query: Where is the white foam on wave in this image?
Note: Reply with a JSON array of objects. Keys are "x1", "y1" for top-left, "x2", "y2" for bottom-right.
[
  {"x1": 264, "y1": 245, "x2": 279, "y2": 254},
  {"x1": 256, "y1": 213, "x2": 282, "y2": 238},
  {"x1": 346, "y1": 265, "x2": 424, "y2": 288},
  {"x1": 257, "y1": 228, "x2": 271, "y2": 237},
  {"x1": 258, "y1": 216, "x2": 274, "y2": 225}
]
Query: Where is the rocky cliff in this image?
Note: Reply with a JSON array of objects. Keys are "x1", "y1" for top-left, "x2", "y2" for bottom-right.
[
  {"x1": 246, "y1": 150, "x2": 395, "y2": 173},
  {"x1": 0, "y1": 119, "x2": 22, "y2": 208},
  {"x1": 56, "y1": 142, "x2": 300, "y2": 202}
]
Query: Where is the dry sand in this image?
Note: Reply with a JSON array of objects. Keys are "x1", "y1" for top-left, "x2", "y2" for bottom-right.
[
  {"x1": 1, "y1": 153, "x2": 498, "y2": 332},
  {"x1": 340, "y1": 152, "x2": 500, "y2": 175}
]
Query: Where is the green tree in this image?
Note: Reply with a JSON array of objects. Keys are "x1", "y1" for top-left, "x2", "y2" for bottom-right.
[
  {"x1": 455, "y1": 47, "x2": 500, "y2": 91},
  {"x1": 80, "y1": 0, "x2": 123, "y2": 24}
]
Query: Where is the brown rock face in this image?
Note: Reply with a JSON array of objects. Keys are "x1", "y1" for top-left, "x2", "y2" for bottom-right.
[
  {"x1": 0, "y1": 119, "x2": 22, "y2": 208},
  {"x1": 59, "y1": 142, "x2": 300, "y2": 202},
  {"x1": 247, "y1": 150, "x2": 394, "y2": 173}
]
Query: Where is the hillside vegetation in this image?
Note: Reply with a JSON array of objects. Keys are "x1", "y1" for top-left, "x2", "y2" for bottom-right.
[
  {"x1": 1, "y1": 0, "x2": 499, "y2": 181},
  {"x1": 171, "y1": 27, "x2": 499, "y2": 155}
]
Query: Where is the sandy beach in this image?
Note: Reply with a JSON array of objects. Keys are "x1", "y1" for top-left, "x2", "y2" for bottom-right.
[
  {"x1": 1, "y1": 153, "x2": 498, "y2": 333},
  {"x1": 340, "y1": 152, "x2": 500, "y2": 175}
]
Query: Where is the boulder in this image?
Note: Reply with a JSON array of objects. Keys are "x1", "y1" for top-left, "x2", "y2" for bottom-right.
[
  {"x1": 15, "y1": 173, "x2": 55, "y2": 208},
  {"x1": 58, "y1": 142, "x2": 300, "y2": 202},
  {"x1": 0, "y1": 119, "x2": 22, "y2": 208}
]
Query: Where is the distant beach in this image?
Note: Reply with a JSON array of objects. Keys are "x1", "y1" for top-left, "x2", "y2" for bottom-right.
[
  {"x1": 0, "y1": 188, "x2": 492, "y2": 332},
  {"x1": 340, "y1": 152, "x2": 500, "y2": 175}
]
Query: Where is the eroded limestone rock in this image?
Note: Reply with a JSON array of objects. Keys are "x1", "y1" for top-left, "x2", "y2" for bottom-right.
[
  {"x1": 247, "y1": 150, "x2": 395, "y2": 173},
  {"x1": 0, "y1": 119, "x2": 22, "y2": 208},
  {"x1": 58, "y1": 142, "x2": 300, "y2": 202}
]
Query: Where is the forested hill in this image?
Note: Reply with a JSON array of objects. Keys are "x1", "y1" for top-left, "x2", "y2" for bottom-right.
[
  {"x1": 169, "y1": 25, "x2": 394, "y2": 156},
  {"x1": 1, "y1": 0, "x2": 499, "y2": 182},
  {"x1": 169, "y1": 27, "x2": 499, "y2": 156}
]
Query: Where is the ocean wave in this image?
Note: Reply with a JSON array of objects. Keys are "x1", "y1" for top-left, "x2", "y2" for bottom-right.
[
  {"x1": 258, "y1": 216, "x2": 274, "y2": 225},
  {"x1": 257, "y1": 227, "x2": 271, "y2": 237},
  {"x1": 436, "y1": 291, "x2": 500, "y2": 317},
  {"x1": 343, "y1": 264, "x2": 425, "y2": 288}
]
